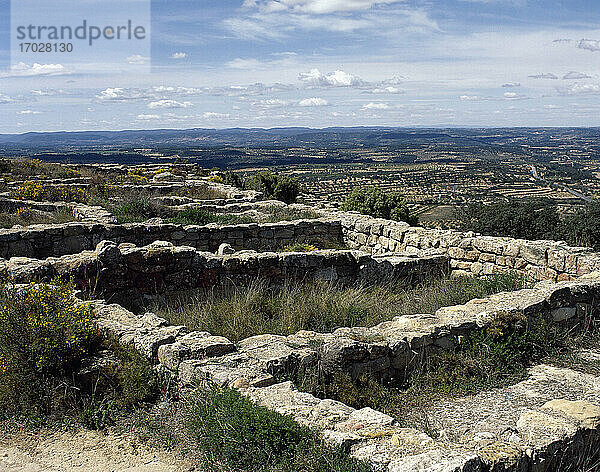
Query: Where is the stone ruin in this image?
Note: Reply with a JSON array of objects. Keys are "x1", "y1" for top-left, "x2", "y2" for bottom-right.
[{"x1": 2, "y1": 163, "x2": 600, "y2": 472}]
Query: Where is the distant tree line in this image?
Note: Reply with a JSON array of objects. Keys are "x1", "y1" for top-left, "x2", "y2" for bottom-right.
[{"x1": 457, "y1": 199, "x2": 600, "y2": 250}]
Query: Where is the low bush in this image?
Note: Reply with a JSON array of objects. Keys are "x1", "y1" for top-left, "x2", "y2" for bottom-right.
[
  {"x1": 341, "y1": 187, "x2": 418, "y2": 224},
  {"x1": 10, "y1": 181, "x2": 90, "y2": 203},
  {"x1": 140, "y1": 385, "x2": 371, "y2": 472},
  {"x1": 0, "y1": 282, "x2": 158, "y2": 428}
]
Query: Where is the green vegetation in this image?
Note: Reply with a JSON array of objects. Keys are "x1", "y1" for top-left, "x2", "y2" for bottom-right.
[
  {"x1": 0, "y1": 282, "x2": 157, "y2": 428},
  {"x1": 167, "y1": 208, "x2": 254, "y2": 226},
  {"x1": 0, "y1": 206, "x2": 75, "y2": 228},
  {"x1": 458, "y1": 199, "x2": 600, "y2": 250},
  {"x1": 341, "y1": 187, "x2": 418, "y2": 225},
  {"x1": 0, "y1": 158, "x2": 80, "y2": 180},
  {"x1": 10, "y1": 181, "x2": 90, "y2": 203},
  {"x1": 312, "y1": 309, "x2": 598, "y2": 433},
  {"x1": 152, "y1": 272, "x2": 525, "y2": 343},
  {"x1": 260, "y1": 206, "x2": 321, "y2": 222},
  {"x1": 137, "y1": 385, "x2": 371, "y2": 472},
  {"x1": 248, "y1": 171, "x2": 301, "y2": 204}
]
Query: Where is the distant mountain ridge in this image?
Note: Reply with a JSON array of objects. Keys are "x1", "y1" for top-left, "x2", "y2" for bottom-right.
[{"x1": 1, "y1": 127, "x2": 597, "y2": 150}]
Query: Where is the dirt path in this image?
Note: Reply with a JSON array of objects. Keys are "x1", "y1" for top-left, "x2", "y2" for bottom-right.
[{"x1": 0, "y1": 428, "x2": 192, "y2": 472}]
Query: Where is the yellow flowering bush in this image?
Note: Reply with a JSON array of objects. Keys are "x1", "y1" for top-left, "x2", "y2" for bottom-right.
[
  {"x1": 10, "y1": 181, "x2": 90, "y2": 203},
  {"x1": 283, "y1": 243, "x2": 319, "y2": 252},
  {"x1": 208, "y1": 175, "x2": 224, "y2": 184},
  {"x1": 0, "y1": 282, "x2": 96, "y2": 415}
]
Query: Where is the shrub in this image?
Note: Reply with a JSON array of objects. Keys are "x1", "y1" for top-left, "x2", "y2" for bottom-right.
[
  {"x1": 457, "y1": 199, "x2": 562, "y2": 242},
  {"x1": 248, "y1": 171, "x2": 301, "y2": 204},
  {"x1": 222, "y1": 171, "x2": 243, "y2": 188},
  {"x1": 0, "y1": 282, "x2": 158, "y2": 427},
  {"x1": 208, "y1": 175, "x2": 224, "y2": 184},
  {"x1": 341, "y1": 187, "x2": 417, "y2": 224},
  {"x1": 110, "y1": 196, "x2": 163, "y2": 223},
  {"x1": 565, "y1": 201, "x2": 600, "y2": 250},
  {"x1": 0, "y1": 207, "x2": 75, "y2": 228},
  {"x1": 182, "y1": 386, "x2": 371, "y2": 472},
  {"x1": 10, "y1": 181, "x2": 90, "y2": 203},
  {"x1": 283, "y1": 243, "x2": 319, "y2": 252},
  {"x1": 0, "y1": 283, "x2": 96, "y2": 417}
]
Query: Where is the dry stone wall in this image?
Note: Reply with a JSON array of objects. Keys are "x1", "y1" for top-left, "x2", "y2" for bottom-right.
[
  {"x1": 3, "y1": 240, "x2": 448, "y2": 308},
  {"x1": 0, "y1": 219, "x2": 343, "y2": 258},
  {"x1": 336, "y1": 211, "x2": 600, "y2": 283}
]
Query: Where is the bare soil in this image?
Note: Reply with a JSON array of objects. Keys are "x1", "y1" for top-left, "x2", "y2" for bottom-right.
[{"x1": 0, "y1": 428, "x2": 193, "y2": 472}]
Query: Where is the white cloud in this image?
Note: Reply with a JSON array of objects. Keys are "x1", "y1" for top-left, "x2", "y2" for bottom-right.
[
  {"x1": 126, "y1": 55, "x2": 150, "y2": 65},
  {"x1": 502, "y1": 82, "x2": 521, "y2": 88},
  {"x1": 16, "y1": 110, "x2": 42, "y2": 115},
  {"x1": 170, "y1": 52, "x2": 187, "y2": 59},
  {"x1": 299, "y1": 68, "x2": 365, "y2": 87},
  {"x1": 0, "y1": 94, "x2": 14, "y2": 104},
  {"x1": 460, "y1": 95, "x2": 481, "y2": 101},
  {"x1": 203, "y1": 112, "x2": 231, "y2": 119},
  {"x1": 362, "y1": 102, "x2": 390, "y2": 109},
  {"x1": 243, "y1": 0, "x2": 402, "y2": 14},
  {"x1": 563, "y1": 71, "x2": 592, "y2": 80},
  {"x1": 227, "y1": 58, "x2": 264, "y2": 69},
  {"x1": 577, "y1": 39, "x2": 600, "y2": 52},
  {"x1": 137, "y1": 114, "x2": 160, "y2": 120},
  {"x1": 564, "y1": 83, "x2": 600, "y2": 95},
  {"x1": 148, "y1": 100, "x2": 194, "y2": 109},
  {"x1": 371, "y1": 86, "x2": 404, "y2": 94},
  {"x1": 298, "y1": 97, "x2": 329, "y2": 106},
  {"x1": 8, "y1": 62, "x2": 67, "y2": 77},
  {"x1": 253, "y1": 99, "x2": 291, "y2": 108},
  {"x1": 529, "y1": 73, "x2": 559, "y2": 79}
]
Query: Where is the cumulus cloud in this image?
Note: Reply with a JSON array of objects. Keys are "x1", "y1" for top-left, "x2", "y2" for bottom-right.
[
  {"x1": 563, "y1": 71, "x2": 592, "y2": 80},
  {"x1": 16, "y1": 110, "x2": 41, "y2": 115},
  {"x1": 564, "y1": 83, "x2": 600, "y2": 95},
  {"x1": 148, "y1": 100, "x2": 193, "y2": 109},
  {"x1": 96, "y1": 86, "x2": 205, "y2": 102},
  {"x1": 362, "y1": 102, "x2": 390, "y2": 109},
  {"x1": 298, "y1": 97, "x2": 329, "y2": 107},
  {"x1": 577, "y1": 39, "x2": 600, "y2": 52},
  {"x1": 126, "y1": 55, "x2": 150, "y2": 65},
  {"x1": 8, "y1": 62, "x2": 67, "y2": 77},
  {"x1": 529, "y1": 73, "x2": 558, "y2": 80},
  {"x1": 170, "y1": 52, "x2": 187, "y2": 59},
  {"x1": 299, "y1": 68, "x2": 365, "y2": 87},
  {"x1": 243, "y1": 0, "x2": 402, "y2": 14}
]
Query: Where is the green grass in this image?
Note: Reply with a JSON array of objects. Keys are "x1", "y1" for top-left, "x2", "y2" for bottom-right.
[
  {"x1": 151, "y1": 272, "x2": 525, "y2": 343},
  {"x1": 0, "y1": 207, "x2": 75, "y2": 228},
  {"x1": 134, "y1": 386, "x2": 371, "y2": 472},
  {"x1": 167, "y1": 208, "x2": 254, "y2": 226}
]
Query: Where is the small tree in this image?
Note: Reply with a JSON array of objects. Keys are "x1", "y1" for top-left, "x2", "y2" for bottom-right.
[
  {"x1": 249, "y1": 171, "x2": 300, "y2": 204},
  {"x1": 341, "y1": 187, "x2": 417, "y2": 225}
]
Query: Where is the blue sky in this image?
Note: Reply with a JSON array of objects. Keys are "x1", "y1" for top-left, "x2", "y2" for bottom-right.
[{"x1": 0, "y1": 0, "x2": 599, "y2": 132}]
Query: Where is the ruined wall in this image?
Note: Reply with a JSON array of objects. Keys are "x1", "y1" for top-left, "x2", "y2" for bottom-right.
[
  {"x1": 0, "y1": 219, "x2": 343, "y2": 258},
  {"x1": 4, "y1": 241, "x2": 448, "y2": 307},
  {"x1": 337, "y1": 211, "x2": 600, "y2": 282}
]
